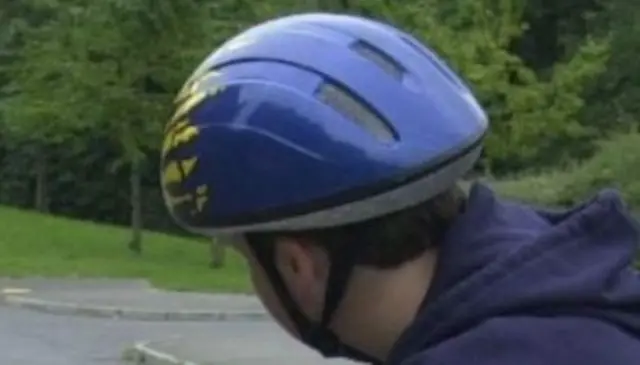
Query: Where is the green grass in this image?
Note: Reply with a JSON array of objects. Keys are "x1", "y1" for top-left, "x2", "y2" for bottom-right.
[{"x1": 0, "y1": 206, "x2": 251, "y2": 293}]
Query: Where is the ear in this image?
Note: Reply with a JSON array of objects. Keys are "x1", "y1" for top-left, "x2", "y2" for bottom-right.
[{"x1": 274, "y1": 236, "x2": 329, "y2": 319}]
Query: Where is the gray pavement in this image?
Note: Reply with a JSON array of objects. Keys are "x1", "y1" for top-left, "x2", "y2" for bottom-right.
[
  {"x1": 0, "y1": 305, "x2": 351, "y2": 365},
  {"x1": 0, "y1": 277, "x2": 266, "y2": 321},
  {"x1": 0, "y1": 304, "x2": 214, "y2": 365},
  {"x1": 0, "y1": 277, "x2": 153, "y2": 291},
  {"x1": 124, "y1": 330, "x2": 356, "y2": 365},
  {"x1": 0, "y1": 278, "x2": 355, "y2": 365}
]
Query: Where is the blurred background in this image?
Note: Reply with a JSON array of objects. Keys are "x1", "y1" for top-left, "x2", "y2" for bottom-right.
[{"x1": 0, "y1": 0, "x2": 637, "y2": 294}]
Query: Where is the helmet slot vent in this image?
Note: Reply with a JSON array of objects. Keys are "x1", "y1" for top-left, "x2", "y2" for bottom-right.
[
  {"x1": 350, "y1": 40, "x2": 405, "y2": 81},
  {"x1": 316, "y1": 82, "x2": 397, "y2": 142}
]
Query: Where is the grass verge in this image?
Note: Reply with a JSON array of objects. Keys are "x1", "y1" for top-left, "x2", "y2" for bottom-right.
[{"x1": 0, "y1": 206, "x2": 251, "y2": 293}]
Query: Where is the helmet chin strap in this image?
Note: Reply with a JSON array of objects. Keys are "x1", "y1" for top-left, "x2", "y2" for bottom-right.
[{"x1": 246, "y1": 236, "x2": 380, "y2": 364}]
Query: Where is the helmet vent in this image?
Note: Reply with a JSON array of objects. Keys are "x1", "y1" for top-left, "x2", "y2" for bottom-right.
[
  {"x1": 400, "y1": 36, "x2": 466, "y2": 90},
  {"x1": 316, "y1": 82, "x2": 397, "y2": 142},
  {"x1": 350, "y1": 40, "x2": 404, "y2": 81}
]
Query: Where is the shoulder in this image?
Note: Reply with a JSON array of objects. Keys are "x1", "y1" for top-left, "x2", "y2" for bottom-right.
[{"x1": 396, "y1": 316, "x2": 639, "y2": 365}]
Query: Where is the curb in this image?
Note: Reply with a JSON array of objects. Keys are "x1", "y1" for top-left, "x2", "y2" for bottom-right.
[
  {"x1": 122, "y1": 341, "x2": 198, "y2": 365},
  {"x1": 0, "y1": 294, "x2": 268, "y2": 322}
]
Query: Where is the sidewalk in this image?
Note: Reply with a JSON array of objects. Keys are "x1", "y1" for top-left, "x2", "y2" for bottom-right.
[
  {"x1": 123, "y1": 331, "x2": 357, "y2": 365},
  {"x1": 0, "y1": 277, "x2": 267, "y2": 321}
]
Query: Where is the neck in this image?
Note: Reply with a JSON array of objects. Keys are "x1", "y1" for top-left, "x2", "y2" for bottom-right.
[{"x1": 330, "y1": 249, "x2": 438, "y2": 361}]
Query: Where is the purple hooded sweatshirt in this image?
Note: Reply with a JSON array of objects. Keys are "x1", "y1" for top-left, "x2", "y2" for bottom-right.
[{"x1": 388, "y1": 183, "x2": 640, "y2": 365}]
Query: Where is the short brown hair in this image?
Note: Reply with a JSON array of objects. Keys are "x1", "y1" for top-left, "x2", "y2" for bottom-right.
[{"x1": 246, "y1": 184, "x2": 466, "y2": 268}]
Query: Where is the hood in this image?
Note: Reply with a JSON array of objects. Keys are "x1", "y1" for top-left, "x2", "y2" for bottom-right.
[{"x1": 389, "y1": 183, "x2": 640, "y2": 362}]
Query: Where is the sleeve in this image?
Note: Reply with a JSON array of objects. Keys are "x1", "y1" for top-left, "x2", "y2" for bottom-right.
[{"x1": 398, "y1": 316, "x2": 638, "y2": 365}]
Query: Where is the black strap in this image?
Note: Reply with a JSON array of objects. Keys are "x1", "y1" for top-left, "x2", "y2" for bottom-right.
[
  {"x1": 245, "y1": 236, "x2": 380, "y2": 364},
  {"x1": 321, "y1": 243, "x2": 358, "y2": 325}
]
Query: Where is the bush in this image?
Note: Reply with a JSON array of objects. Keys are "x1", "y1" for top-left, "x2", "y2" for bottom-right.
[
  {"x1": 557, "y1": 132, "x2": 640, "y2": 208},
  {"x1": 489, "y1": 170, "x2": 573, "y2": 207},
  {"x1": 492, "y1": 132, "x2": 640, "y2": 210}
]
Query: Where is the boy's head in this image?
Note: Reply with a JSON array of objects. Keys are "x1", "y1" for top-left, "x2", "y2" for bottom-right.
[
  {"x1": 236, "y1": 185, "x2": 466, "y2": 359},
  {"x1": 160, "y1": 12, "x2": 486, "y2": 364}
]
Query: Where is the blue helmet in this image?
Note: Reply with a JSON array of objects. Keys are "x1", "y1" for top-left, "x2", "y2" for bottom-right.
[{"x1": 161, "y1": 13, "x2": 488, "y2": 235}]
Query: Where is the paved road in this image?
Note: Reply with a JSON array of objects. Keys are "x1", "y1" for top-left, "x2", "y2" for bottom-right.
[
  {"x1": 0, "y1": 278, "x2": 354, "y2": 365},
  {"x1": 0, "y1": 305, "x2": 285, "y2": 365}
]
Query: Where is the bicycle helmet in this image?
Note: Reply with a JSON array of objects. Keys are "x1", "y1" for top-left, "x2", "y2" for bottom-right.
[{"x1": 161, "y1": 12, "x2": 488, "y2": 362}]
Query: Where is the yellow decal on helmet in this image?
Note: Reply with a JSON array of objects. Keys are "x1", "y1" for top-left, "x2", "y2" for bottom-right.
[
  {"x1": 161, "y1": 122, "x2": 199, "y2": 157},
  {"x1": 161, "y1": 70, "x2": 225, "y2": 217},
  {"x1": 161, "y1": 157, "x2": 198, "y2": 185},
  {"x1": 166, "y1": 70, "x2": 224, "y2": 133}
]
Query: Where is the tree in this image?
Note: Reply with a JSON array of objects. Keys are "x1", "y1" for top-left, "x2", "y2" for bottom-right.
[
  {"x1": 1, "y1": 0, "x2": 213, "y2": 253},
  {"x1": 2, "y1": 0, "x2": 291, "y2": 255},
  {"x1": 578, "y1": 0, "x2": 640, "y2": 133},
  {"x1": 351, "y1": 0, "x2": 609, "y2": 173},
  {"x1": 0, "y1": 1, "x2": 86, "y2": 212},
  {"x1": 51, "y1": 0, "x2": 230, "y2": 254}
]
